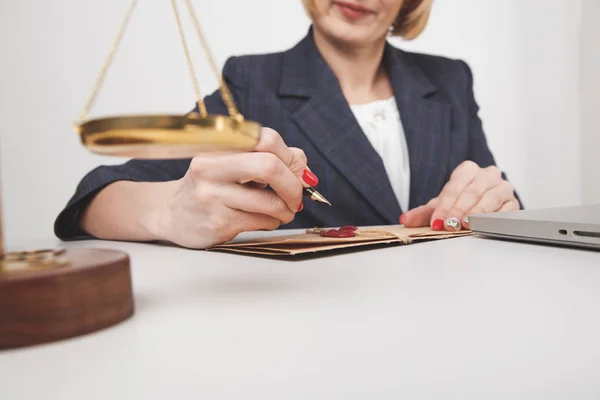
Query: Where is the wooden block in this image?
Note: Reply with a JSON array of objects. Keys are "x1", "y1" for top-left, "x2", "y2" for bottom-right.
[{"x1": 0, "y1": 248, "x2": 133, "y2": 349}]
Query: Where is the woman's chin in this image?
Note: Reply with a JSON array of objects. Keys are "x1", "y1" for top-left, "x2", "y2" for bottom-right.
[{"x1": 317, "y1": 21, "x2": 382, "y2": 47}]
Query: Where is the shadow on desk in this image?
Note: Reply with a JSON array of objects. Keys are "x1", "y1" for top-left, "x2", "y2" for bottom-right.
[{"x1": 208, "y1": 240, "x2": 414, "y2": 261}]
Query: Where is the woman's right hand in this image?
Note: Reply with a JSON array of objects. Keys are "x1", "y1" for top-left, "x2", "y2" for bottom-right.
[{"x1": 152, "y1": 128, "x2": 316, "y2": 249}]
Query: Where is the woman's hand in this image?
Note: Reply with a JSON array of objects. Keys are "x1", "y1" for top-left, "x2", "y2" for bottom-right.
[
  {"x1": 401, "y1": 161, "x2": 520, "y2": 231},
  {"x1": 151, "y1": 128, "x2": 316, "y2": 248}
]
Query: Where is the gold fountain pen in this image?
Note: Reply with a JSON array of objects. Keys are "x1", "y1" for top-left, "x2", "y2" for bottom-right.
[{"x1": 303, "y1": 187, "x2": 331, "y2": 206}]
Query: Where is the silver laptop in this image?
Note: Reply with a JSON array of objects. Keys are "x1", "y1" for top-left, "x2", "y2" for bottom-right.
[{"x1": 468, "y1": 204, "x2": 600, "y2": 250}]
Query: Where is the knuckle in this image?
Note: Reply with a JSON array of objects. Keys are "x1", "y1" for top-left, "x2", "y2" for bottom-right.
[
  {"x1": 450, "y1": 167, "x2": 462, "y2": 179},
  {"x1": 492, "y1": 196, "x2": 503, "y2": 211},
  {"x1": 259, "y1": 127, "x2": 280, "y2": 150},
  {"x1": 485, "y1": 165, "x2": 502, "y2": 179},
  {"x1": 194, "y1": 182, "x2": 218, "y2": 203},
  {"x1": 461, "y1": 160, "x2": 478, "y2": 172},
  {"x1": 261, "y1": 153, "x2": 284, "y2": 179},
  {"x1": 257, "y1": 127, "x2": 284, "y2": 153},
  {"x1": 189, "y1": 156, "x2": 210, "y2": 178},
  {"x1": 464, "y1": 185, "x2": 484, "y2": 202},
  {"x1": 451, "y1": 160, "x2": 478, "y2": 179},
  {"x1": 484, "y1": 196, "x2": 503, "y2": 213},
  {"x1": 290, "y1": 147, "x2": 308, "y2": 165}
]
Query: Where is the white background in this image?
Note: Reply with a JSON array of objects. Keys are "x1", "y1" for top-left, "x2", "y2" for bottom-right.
[{"x1": 0, "y1": 0, "x2": 598, "y2": 247}]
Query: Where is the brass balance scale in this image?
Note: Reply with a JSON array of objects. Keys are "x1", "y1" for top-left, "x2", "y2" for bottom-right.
[{"x1": 0, "y1": 0, "x2": 261, "y2": 349}]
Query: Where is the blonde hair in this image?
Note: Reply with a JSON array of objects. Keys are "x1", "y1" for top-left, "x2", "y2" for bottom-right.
[{"x1": 301, "y1": 0, "x2": 433, "y2": 40}]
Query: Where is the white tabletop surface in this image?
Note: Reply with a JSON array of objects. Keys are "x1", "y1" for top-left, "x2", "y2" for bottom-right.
[{"x1": 1, "y1": 230, "x2": 600, "y2": 399}]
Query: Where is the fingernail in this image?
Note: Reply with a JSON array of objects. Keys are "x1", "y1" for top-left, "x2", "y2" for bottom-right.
[
  {"x1": 297, "y1": 201, "x2": 304, "y2": 212},
  {"x1": 446, "y1": 217, "x2": 460, "y2": 230},
  {"x1": 432, "y1": 219, "x2": 444, "y2": 231},
  {"x1": 463, "y1": 216, "x2": 469, "y2": 226},
  {"x1": 302, "y1": 169, "x2": 319, "y2": 187}
]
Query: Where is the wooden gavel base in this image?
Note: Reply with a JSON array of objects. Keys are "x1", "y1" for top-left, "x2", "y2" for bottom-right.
[{"x1": 0, "y1": 248, "x2": 134, "y2": 350}]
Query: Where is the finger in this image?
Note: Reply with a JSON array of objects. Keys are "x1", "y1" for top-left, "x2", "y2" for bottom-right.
[
  {"x1": 253, "y1": 127, "x2": 295, "y2": 166},
  {"x1": 221, "y1": 183, "x2": 297, "y2": 224},
  {"x1": 190, "y1": 152, "x2": 303, "y2": 212},
  {"x1": 215, "y1": 208, "x2": 282, "y2": 244},
  {"x1": 254, "y1": 128, "x2": 316, "y2": 187},
  {"x1": 466, "y1": 181, "x2": 516, "y2": 217},
  {"x1": 430, "y1": 162, "x2": 481, "y2": 227},
  {"x1": 400, "y1": 205, "x2": 434, "y2": 227},
  {"x1": 444, "y1": 166, "x2": 503, "y2": 229},
  {"x1": 498, "y1": 198, "x2": 520, "y2": 212},
  {"x1": 463, "y1": 189, "x2": 519, "y2": 230},
  {"x1": 400, "y1": 198, "x2": 439, "y2": 227}
]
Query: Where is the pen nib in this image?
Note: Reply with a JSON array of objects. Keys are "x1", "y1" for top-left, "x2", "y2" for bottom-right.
[{"x1": 305, "y1": 187, "x2": 331, "y2": 206}]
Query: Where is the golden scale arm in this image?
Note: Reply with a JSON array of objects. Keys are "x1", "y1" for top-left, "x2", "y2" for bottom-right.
[{"x1": 0, "y1": 0, "x2": 261, "y2": 350}]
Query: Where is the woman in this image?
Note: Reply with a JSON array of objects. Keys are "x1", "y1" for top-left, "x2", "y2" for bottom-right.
[{"x1": 55, "y1": 0, "x2": 521, "y2": 249}]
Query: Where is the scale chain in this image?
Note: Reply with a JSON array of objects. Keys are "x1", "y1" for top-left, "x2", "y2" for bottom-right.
[
  {"x1": 183, "y1": 0, "x2": 241, "y2": 120},
  {"x1": 171, "y1": 0, "x2": 207, "y2": 116},
  {"x1": 77, "y1": 0, "x2": 242, "y2": 123},
  {"x1": 78, "y1": 0, "x2": 138, "y2": 123}
]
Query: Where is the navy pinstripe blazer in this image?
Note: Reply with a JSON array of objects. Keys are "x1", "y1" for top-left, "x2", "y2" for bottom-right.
[{"x1": 55, "y1": 28, "x2": 516, "y2": 240}]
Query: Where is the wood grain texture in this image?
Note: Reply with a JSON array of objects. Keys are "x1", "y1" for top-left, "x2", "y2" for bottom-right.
[{"x1": 0, "y1": 248, "x2": 134, "y2": 349}]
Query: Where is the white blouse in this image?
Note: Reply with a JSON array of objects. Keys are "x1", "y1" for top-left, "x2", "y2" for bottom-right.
[{"x1": 350, "y1": 97, "x2": 411, "y2": 212}]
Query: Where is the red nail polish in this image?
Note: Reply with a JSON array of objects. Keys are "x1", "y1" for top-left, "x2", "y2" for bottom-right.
[
  {"x1": 432, "y1": 219, "x2": 444, "y2": 231},
  {"x1": 302, "y1": 169, "x2": 319, "y2": 187},
  {"x1": 297, "y1": 201, "x2": 304, "y2": 212}
]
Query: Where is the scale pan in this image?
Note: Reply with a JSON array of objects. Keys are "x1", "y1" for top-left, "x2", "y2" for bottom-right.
[{"x1": 76, "y1": 113, "x2": 261, "y2": 159}]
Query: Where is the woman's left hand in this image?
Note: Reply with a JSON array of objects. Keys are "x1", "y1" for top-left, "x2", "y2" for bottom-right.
[{"x1": 401, "y1": 161, "x2": 520, "y2": 231}]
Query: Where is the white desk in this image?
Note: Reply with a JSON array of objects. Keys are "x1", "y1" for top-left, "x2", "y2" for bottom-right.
[{"x1": 1, "y1": 231, "x2": 600, "y2": 399}]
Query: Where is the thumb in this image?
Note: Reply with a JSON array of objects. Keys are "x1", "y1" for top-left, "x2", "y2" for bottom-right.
[{"x1": 400, "y1": 198, "x2": 439, "y2": 227}]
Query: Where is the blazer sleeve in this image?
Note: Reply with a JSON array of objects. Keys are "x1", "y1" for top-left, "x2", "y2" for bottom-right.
[
  {"x1": 459, "y1": 60, "x2": 524, "y2": 209},
  {"x1": 54, "y1": 56, "x2": 246, "y2": 240}
]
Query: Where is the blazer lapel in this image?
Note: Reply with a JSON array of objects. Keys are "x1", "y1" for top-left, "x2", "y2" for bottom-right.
[
  {"x1": 383, "y1": 44, "x2": 453, "y2": 209},
  {"x1": 281, "y1": 34, "x2": 401, "y2": 223},
  {"x1": 279, "y1": 31, "x2": 452, "y2": 220}
]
